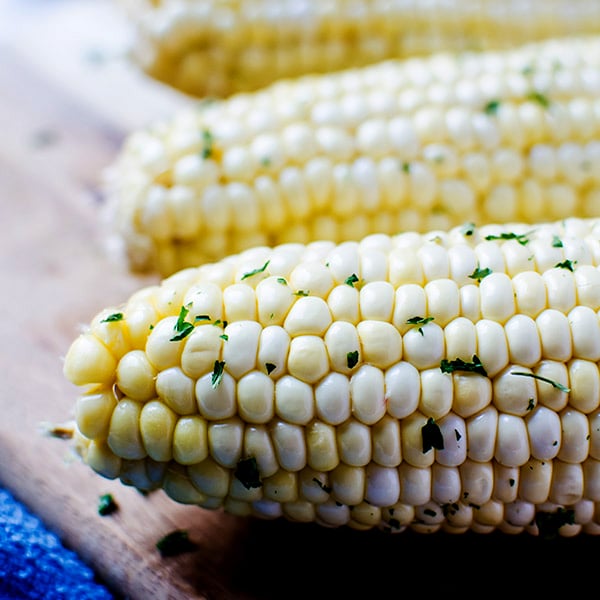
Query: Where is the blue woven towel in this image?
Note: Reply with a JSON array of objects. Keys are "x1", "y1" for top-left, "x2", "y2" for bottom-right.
[{"x1": 0, "y1": 488, "x2": 114, "y2": 600}]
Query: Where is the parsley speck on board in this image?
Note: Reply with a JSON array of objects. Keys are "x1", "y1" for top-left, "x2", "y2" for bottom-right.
[{"x1": 156, "y1": 530, "x2": 197, "y2": 557}]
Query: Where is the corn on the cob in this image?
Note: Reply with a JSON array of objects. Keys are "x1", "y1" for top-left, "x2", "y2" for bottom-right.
[
  {"x1": 65, "y1": 216, "x2": 600, "y2": 537},
  {"x1": 107, "y1": 35, "x2": 600, "y2": 276},
  {"x1": 118, "y1": 0, "x2": 600, "y2": 98}
]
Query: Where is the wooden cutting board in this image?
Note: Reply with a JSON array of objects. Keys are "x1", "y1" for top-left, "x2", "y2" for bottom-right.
[{"x1": 1, "y1": 2, "x2": 598, "y2": 598}]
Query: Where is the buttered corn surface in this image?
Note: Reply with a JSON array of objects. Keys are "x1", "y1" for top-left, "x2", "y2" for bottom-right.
[
  {"x1": 107, "y1": 35, "x2": 600, "y2": 276},
  {"x1": 119, "y1": 0, "x2": 600, "y2": 98},
  {"x1": 65, "y1": 217, "x2": 600, "y2": 537}
]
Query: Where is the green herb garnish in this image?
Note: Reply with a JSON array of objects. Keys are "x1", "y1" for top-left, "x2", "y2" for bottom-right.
[
  {"x1": 468, "y1": 265, "x2": 492, "y2": 283},
  {"x1": 195, "y1": 314, "x2": 211, "y2": 321},
  {"x1": 406, "y1": 316, "x2": 434, "y2": 335},
  {"x1": 344, "y1": 273, "x2": 360, "y2": 287},
  {"x1": 241, "y1": 260, "x2": 270, "y2": 280},
  {"x1": 312, "y1": 478, "x2": 332, "y2": 494},
  {"x1": 483, "y1": 99, "x2": 501, "y2": 115},
  {"x1": 100, "y1": 313, "x2": 123, "y2": 323},
  {"x1": 156, "y1": 530, "x2": 197, "y2": 557},
  {"x1": 484, "y1": 231, "x2": 530, "y2": 245},
  {"x1": 98, "y1": 493, "x2": 118, "y2": 516},
  {"x1": 293, "y1": 290, "x2": 309, "y2": 296},
  {"x1": 422, "y1": 417, "x2": 444, "y2": 453},
  {"x1": 234, "y1": 457, "x2": 262, "y2": 490},
  {"x1": 211, "y1": 360, "x2": 226, "y2": 388},
  {"x1": 554, "y1": 259, "x2": 576, "y2": 271},
  {"x1": 551, "y1": 235, "x2": 563, "y2": 248},
  {"x1": 201, "y1": 129, "x2": 214, "y2": 159},
  {"x1": 265, "y1": 362, "x2": 277, "y2": 374},
  {"x1": 170, "y1": 304, "x2": 194, "y2": 341},
  {"x1": 440, "y1": 355, "x2": 487, "y2": 377},
  {"x1": 460, "y1": 222, "x2": 476, "y2": 236},
  {"x1": 511, "y1": 371, "x2": 570, "y2": 393},
  {"x1": 401, "y1": 162, "x2": 411, "y2": 173},
  {"x1": 347, "y1": 350, "x2": 359, "y2": 369},
  {"x1": 527, "y1": 90, "x2": 551, "y2": 108},
  {"x1": 276, "y1": 277, "x2": 287, "y2": 285}
]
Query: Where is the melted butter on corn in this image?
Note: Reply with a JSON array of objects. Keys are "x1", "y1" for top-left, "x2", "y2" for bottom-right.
[{"x1": 64, "y1": 217, "x2": 600, "y2": 536}]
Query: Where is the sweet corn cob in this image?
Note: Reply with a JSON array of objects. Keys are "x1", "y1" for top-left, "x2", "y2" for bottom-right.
[
  {"x1": 65, "y1": 216, "x2": 600, "y2": 537},
  {"x1": 118, "y1": 0, "x2": 600, "y2": 98},
  {"x1": 107, "y1": 35, "x2": 600, "y2": 276}
]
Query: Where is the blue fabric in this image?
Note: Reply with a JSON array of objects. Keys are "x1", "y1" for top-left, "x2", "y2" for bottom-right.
[{"x1": 0, "y1": 488, "x2": 114, "y2": 600}]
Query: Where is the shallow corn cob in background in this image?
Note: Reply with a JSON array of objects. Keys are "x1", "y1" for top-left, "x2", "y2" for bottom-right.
[
  {"x1": 117, "y1": 0, "x2": 600, "y2": 98},
  {"x1": 65, "y1": 216, "x2": 600, "y2": 537},
  {"x1": 106, "y1": 35, "x2": 600, "y2": 276}
]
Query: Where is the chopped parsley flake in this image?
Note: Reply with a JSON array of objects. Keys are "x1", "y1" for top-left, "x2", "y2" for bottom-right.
[
  {"x1": 293, "y1": 290, "x2": 309, "y2": 296},
  {"x1": 401, "y1": 162, "x2": 411, "y2": 173},
  {"x1": 554, "y1": 259, "x2": 576, "y2": 271},
  {"x1": 422, "y1": 417, "x2": 444, "y2": 453},
  {"x1": 100, "y1": 313, "x2": 123, "y2": 323},
  {"x1": 511, "y1": 371, "x2": 570, "y2": 393},
  {"x1": 201, "y1": 129, "x2": 213, "y2": 159},
  {"x1": 344, "y1": 273, "x2": 360, "y2": 287},
  {"x1": 219, "y1": 334, "x2": 228, "y2": 341},
  {"x1": 484, "y1": 231, "x2": 530, "y2": 245},
  {"x1": 98, "y1": 494, "x2": 118, "y2": 517},
  {"x1": 211, "y1": 360, "x2": 226, "y2": 388},
  {"x1": 234, "y1": 457, "x2": 262, "y2": 490},
  {"x1": 535, "y1": 508, "x2": 575, "y2": 540},
  {"x1": 312, "y1": 478, "x2": 332, "y2": 494},
  {"x1": 527, "y1": 398, "x2": 536, "y2": 411},
  {"x1": 265, "y1": 362, "x2": 277, "y2": 374},
  {"x1": 170, "y1": 305, "x2": 194, "y2": 341},
  {"x1": 551, "y1": 235, "x2": 563, "y2": 248},
  {"x1": 468, "y1": 265, "x2": 492, "y2": 282},
  {"x1": 195, "y1": 314, "x2": 211, "y2": 321},
  {"x1": 406, "y1": 316, "x2": 434, "y2": 335},
  {"x1": 527, "y1": 90, "x2": 551, "y2": 108},
  {"x1": 347, "y1": 350, "x2": 359, "y2": 369},
  {"x1": 241, "y1": 260, "x2": 270, "y2": 280},
  {"x1": 156, "y1": 530, "x2": 197, "y2": 557},
  {"x1": 440, "y1": 355, "x2": 487, "y2": 377},
  {"x1": 483, "y1": 99, "x2": 501, "y2": 115},
  {"x1": 276, "y1": 277, "x2": 287, "y2": 285},
  {"x1": 460, "y1": 222, "x2": 476, "y2": 236}
]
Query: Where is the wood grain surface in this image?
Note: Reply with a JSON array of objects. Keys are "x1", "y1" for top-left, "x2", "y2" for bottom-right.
[{"x1": 1, "y1": 2, "x2": 598, "y2": 598}]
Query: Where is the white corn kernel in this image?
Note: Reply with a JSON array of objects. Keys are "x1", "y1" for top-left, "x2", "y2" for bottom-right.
[
  {"x1": 172, "y1": 416, "x2": 209, "y2": 465},
  {"x1": 270, "y1": 420, "x2": 307, "y2": 472},
  {"x1": 350, "y1": 364, "x2": 386, "y2": 425},
  {"x1": 419, "y1": 368, "x2": 453, "y2": 421},
  {"x1": 275, "y1": 375, "x2": 314, "y2": 425},
  {"x1": 337, "y1": 419, "x2": 372, "y2": 467},
  {"x1": 237, "y1": 371, "x2": 275, "y2": 424},
  {"x1": 526, "y1": 405, "x2": 562, "y2": 461},
  {"x1": 384, "y1": 361, "x2": 420, "y2": 419},
  {"x1": 356, "y1": 321, "x2": 402, "y2": 369},
  {"x1": 558, "y1": 409, "x2": 590, "y2": 464},
  {"x1": 495, "y1": 414, "x2": 530, "y2": 468}
]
